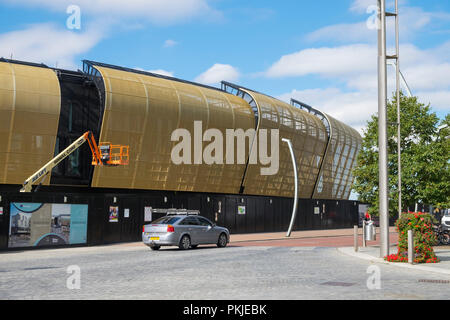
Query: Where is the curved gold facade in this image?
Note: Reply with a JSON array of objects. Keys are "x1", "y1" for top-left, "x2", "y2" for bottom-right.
[
  {"x1": 240, "y1": 90, "x2": 328, "y2": 198},
  {"x1": 0, "y1": 59, "x2": 362, "y2": 201},
  {"x1": 91, "y1": 66, "x2": 256, "y2": 194},
  {"x1": 312, "y1": 114, "x2": 362, "y2": 200},
  {"x1": 0, "y1": 62, "x2": 60, "y2": 185}
]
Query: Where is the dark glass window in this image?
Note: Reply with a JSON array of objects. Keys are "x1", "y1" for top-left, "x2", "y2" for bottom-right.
[
  {"x1": 197, "y1": 217, "x2": 213, "y2": 226},
  {"x1": 67, "y1": 147, "x2": 80, "y2": 177},
  {"x1": 180, "y1": 217, "x2": 200, "y2": 226},
  {"x1": 50, "y1": 71, "x2": 104, "y2": 186},
  {"x1": 151, "y1": 217, "x2": 181, "y2": 225},
  {"x1": 68, "y1": 102, "x2": 73, "y2": 133}
]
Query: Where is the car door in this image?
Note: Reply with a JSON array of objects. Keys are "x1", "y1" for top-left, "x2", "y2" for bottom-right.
[
  {"x1": 179, "y1": 216, "x2": 201, "y2": 245},
  {"x1": 197, "y1": 216, "x2": 218, "y2": 244}
]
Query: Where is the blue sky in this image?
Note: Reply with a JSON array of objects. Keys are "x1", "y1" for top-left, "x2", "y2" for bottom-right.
[{"x1": 0, "y1": 0, "x2": 449, "y2": 132}]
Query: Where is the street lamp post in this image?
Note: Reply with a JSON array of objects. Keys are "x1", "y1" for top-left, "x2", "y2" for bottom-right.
[
  {"x1": 395, "y1": 0, "x2": 402, "y2": 220},
  {"x1": 378, "y1": 0, "x2": 390, "y2": 258}
]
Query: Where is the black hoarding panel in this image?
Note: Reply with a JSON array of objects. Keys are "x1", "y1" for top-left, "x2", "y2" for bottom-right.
[
  {"x1": 235, "y1": 197, "x2": 247, "y2": 234},
  {"x1": 246, "y1": 197, "x2": 256, "y2": 233},
  {"x1": 264, "y1": 198, "x2": 275, "y2": 232},
  {"x1": 0, "y1": 198, "x2": 9, "y2": 249},
  {"x1": 0, "y1": 189, "x2": 361, "y2": 250},
  {"x1": 120, "y1": 197, "x2": 141, "y2": 242},
  {"x1": 255, "y1": 199, "x2": 265, "y2": 233},
  {"x1": 88, "y1": 196, "x2": 104, "y2": 245},
  {"x1": 225, "y1": 197, "x2": 236, "y2": 234}
]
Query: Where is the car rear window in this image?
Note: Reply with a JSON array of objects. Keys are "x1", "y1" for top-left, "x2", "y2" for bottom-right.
[{"x1": 151, "y1": 217, "x2": 181, "y2": 225}]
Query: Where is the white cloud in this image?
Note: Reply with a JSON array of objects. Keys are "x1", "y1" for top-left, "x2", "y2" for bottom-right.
[
  {"x1": 0, "y1": 0, "x2": 218, "y2": 69},
  {"x1": 278, "y1": 88, "x2": 376, "y2": 134},
  {"x1": 269, "y1": 40, "x2": 450, "y2": 132},
  {"x1": 194, "y1": 64, "x2": 240, "y2": 85},
  {"x1": 349, "y1": 0, "x2": 376, "y2": 14},
  {"x1": 0, "y1": 23, "x2": 102, "y2": 70},
  {"x1": 307, "y1": 5, "x2": 450, "y2": 44},
  {"x1": 163, "y1": 39, "x2": 178, "y2": 48},
  {"x1": 265, "y1": 41, "x2": 450, "y2": 95},
  {"x1": 415, "y1": 90, "x2": 450, "y2": 112},
  {"x1": 135, "y1": 67, "x2": 174, "y2": 77},
  {"x1": 149, "y1": 69, "x2": 174, "y2": 77},
  {"x1": 0, "y1": 0, "x2": 220, "y2": 71},
  {"x1": 267, "y1": 0, "x2": 450, "y2": 134},
  {"x1": 2, "y1": 0, "x2": 221, "y2": 25},
  {"x1": 350, "y1": 0, "x2": 406, "y2": 14},
  {"x1": 305, "y1": 22, "x2": 375, "y2": 44},
  {"x1": 403, "y1": 63, "x2": 450, "y2": 91},
  {"x1": 265, "y1": 44, "x2": 377, "y2": 79}
]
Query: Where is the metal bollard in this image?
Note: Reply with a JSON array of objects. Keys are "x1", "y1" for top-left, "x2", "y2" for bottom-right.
[
  {"x1": 408, "y1": 230, "x2": 414, "y2": 264},
  {"x1": 362, "y1": 222, "x2": 367, "y2": 247},
  {"x1": 354, "y1": 225, "x2": 359, "y2": 252}
]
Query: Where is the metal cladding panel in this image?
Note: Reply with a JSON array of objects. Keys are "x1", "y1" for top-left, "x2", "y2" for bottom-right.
[
  {"x1": 91, "y1": 66, "x2": 255, "y2": 193},
  {"x1": 240, "y1": 91, "x2": 328, "y2": 198},
  {"x1": 313, "y1": 114, "x2": 362, "y2": 200},
  {"x1": 0, "y1": 62, "x2": 60, "y2": 185}
]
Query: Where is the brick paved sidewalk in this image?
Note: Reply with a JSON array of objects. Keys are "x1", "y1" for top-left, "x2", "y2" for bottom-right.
[
  {"x1": 338, "y1": 246, "x2": 450, "y2": 276},
  {"x1": 230, "y1": 227, "x2": 396, "y2": 243}
]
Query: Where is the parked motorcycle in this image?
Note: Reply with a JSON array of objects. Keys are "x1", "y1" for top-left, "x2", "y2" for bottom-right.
[
  {"x1": 433, "y1": 224, "x2": 450, "y2": 246},
  {"x1": 440, "y1": 227, "x2": 450, "y2": 246},
  {"x1": 441, "y1": 212, "x2": 450, "y2": 245}
]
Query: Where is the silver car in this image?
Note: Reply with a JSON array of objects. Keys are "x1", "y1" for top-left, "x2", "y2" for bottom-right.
[{"x1": 142, "y1": 214, "x2": 230, "y2": 250}]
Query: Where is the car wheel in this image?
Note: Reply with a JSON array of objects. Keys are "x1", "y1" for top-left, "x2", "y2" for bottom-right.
[
  {"x1": 179, "y1": 235, "x2": 191, "y2": 250},
  {"x1": 441, "y1": 233, "x2": 450, "y2": 245},
  {"x1": 150, "y1": 245, "x2": 160, "y2": 251},
  {"x1": 217, "y1": 233, "x2": 228, "y2": 248}
]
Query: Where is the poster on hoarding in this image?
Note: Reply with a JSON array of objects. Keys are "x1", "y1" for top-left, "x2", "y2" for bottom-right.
[
  {"x1": 0, "y1": 207, "x2": 3, "y2": 216},
  {"x1": 144, "y1": 207, "x2": 152, "y2": 222},
  {"x1": 8, "y1": 202, "x2": 88, "y2": 248},
  {"x1": 109, "y1": 206, "x2": 119, "y2": 222},
  {"x1": 124, "y1": 208, "x2": 130, "y2": 218},
  {"x1": 238, "y1": 206, "x2": 246, "y2": 215}
]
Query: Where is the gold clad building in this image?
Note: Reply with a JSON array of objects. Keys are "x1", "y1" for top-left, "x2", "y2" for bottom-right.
[{"x1": 0, "y1": 59, "x2": 362, "y2": 248}]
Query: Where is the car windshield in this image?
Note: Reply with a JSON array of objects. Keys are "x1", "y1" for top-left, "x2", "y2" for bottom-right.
[{"x1": 151, "y1": 217, "x2": 181, "y2": 225}]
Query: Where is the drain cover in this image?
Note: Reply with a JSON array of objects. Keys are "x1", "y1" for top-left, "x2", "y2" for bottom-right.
[
  {"x1": 321, "y1": 281, "x2": 355, "y2": 287},
  {"x1": 418, "y1": 279, "x2": 450, "y2": 284}
]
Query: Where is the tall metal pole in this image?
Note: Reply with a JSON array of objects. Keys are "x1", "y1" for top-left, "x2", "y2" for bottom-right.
[
  {"x1": 378, "y1": 0, "x2": 390, "y2": 257},
  {"x1": 283, "y1": 138, "x2": 299, "y2": 237},
  {"x1": 395, "y1": 0, "x2": 402, "y2": 220}
]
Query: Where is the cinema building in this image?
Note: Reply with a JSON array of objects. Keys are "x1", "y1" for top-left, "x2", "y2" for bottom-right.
[{"x1": 0, "y1": 59, "x2": 362, "y2": 250}]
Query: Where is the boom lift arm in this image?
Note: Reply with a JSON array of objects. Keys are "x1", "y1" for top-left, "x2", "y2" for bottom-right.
[{"x1": 20, "y1": 131, "x2": 129, "y2": 193}]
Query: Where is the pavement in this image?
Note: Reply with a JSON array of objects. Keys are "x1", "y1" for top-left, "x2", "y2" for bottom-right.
[
  {"x1": 231, "y1": 228, "x2": 450, "y2": 276},
  {"x1": 338, "y1": 246, "x2": 450, "y2": 276},
  {"x1": 230, "y1": 227, "x2": 389, "y2": 242}
]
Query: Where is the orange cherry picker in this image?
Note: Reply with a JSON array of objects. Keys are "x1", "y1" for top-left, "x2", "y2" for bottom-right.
[{"x1": 20, "y1": 131, "x2": 129, "y2": 192}]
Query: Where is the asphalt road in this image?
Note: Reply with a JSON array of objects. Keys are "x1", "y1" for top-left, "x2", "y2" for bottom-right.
[{"x1": 1, "y1": 243, "x2": 449, "y2": 300}]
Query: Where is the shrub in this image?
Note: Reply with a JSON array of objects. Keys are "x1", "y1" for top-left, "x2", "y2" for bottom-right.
[{"x1": 384, "y1": 212, "x2": 439, "y2": 264}]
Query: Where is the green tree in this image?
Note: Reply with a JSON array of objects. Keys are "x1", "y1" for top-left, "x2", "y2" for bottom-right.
[{"x1": 352, "y1": 93, "x2": 449, "y2": 217}]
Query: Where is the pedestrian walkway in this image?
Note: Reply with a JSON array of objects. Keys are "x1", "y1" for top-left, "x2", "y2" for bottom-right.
[
  {"x1": 338, "y1": 245, "x2": 450, "y2": 276},
  {"x1": 232, "y1": 229, "x2": 450, "y2": 276},
  {"x1": 230, "y1": 227, "x2": 396, "y2": 243}
]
